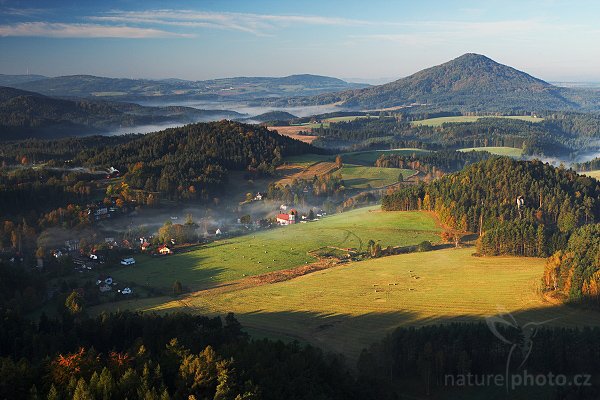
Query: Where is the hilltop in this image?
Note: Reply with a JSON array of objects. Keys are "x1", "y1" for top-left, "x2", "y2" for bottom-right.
[{"x1": 276, "y1": 54, "x2": 591, "y2": 111}]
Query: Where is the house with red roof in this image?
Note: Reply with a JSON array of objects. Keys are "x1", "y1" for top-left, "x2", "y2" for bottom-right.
[
  {"x1": 276, "y1": 209, "x2": 297, "y2": 226},
  {"x1": 158, "y1": 244, "x2": 173, "y2": 255}
]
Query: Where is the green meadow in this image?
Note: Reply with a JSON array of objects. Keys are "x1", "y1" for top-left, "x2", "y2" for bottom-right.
[{"x1": 110, "y1": 207, "x2": 440, "y2": 292}]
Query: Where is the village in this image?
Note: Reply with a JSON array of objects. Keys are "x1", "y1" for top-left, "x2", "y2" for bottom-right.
[{"x1": 34, "y1": 191, "x2": 329, "y2": 303}]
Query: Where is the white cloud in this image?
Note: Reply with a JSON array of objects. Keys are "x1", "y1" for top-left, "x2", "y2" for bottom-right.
[
  {"x1": 89, "y1": 9, "x2": 374, "y2": 36},
  {"x1": 0, "y1": 7, "x2": 47, "y2": 17},
  {"x1": 0, "y1": 22, "x2": 193, "y2": 38}
]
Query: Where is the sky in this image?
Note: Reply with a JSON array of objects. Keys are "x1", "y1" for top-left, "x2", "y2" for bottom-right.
[{"x1": 1, "y1": 0, "x2": 600, "y2": 82}]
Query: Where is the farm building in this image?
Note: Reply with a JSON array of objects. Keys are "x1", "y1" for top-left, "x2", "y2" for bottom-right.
[{"x1": 277, "y1": 209, "x2": 297, "y2": 225}]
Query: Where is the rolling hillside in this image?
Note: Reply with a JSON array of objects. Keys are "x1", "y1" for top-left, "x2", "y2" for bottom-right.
[{"x1": 0, "y1": 86, "x2": 242, "y2": 140}]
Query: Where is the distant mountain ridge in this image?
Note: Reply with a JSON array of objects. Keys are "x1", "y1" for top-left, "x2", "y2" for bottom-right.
[
  {"x1": 0, "y1": 86, "x2": 243, "y2": 140},
  {"x1": 5, "y1": 73, "x2": 368, "y2": 101},
  {"x1": 271, "y1": 54, "x2": 597, "y2": 111}
]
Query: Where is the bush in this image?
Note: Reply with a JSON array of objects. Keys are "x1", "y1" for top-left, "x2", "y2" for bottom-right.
[{"x1": 417, "y1": 241, "x2": 433, "y2": 252}]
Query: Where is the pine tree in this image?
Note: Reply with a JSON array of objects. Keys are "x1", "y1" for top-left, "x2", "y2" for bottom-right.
[{"x1": 72, "y1": 378, "x2": 92, "y2": 400}]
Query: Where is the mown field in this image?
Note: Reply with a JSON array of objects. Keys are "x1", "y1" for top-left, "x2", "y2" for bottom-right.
[
  {"x1": 280, "y1": 151, "x2": 418, "y2": 189},
  {"x1": 459, "y1": 146, "x2": 524, "y2": 157},
  {"x1": 338, "y1": 164, "x2": 415, "y2": 188},
  {"x1": 411, "y1": 115, "x2": 544, "y2": 127},
  {"x1": 110, "y1": 207, "x2": 440, "y2": 292},
  {"x1": 100, "y1": 247, "x2": 600, "y2": 363}
]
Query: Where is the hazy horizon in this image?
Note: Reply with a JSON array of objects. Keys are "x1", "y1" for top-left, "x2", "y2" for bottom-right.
[{"x1": 2, "y1": 0, "x2": 600, "y2": 82}]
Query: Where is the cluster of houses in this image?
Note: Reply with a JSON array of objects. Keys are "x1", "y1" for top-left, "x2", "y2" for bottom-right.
[{"x1": 139, "y1": 237, "x2": 175, "y2": 255}]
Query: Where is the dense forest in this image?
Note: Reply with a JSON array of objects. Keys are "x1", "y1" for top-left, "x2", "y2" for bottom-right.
[
  {"x1": 1, "y1": 301, "x2": 599, "y2": 399},
  {"x1": 312, "y1": 113, "x2": 600, "y2": 157},
  {"x1": 0, "y1": 309, "x2": 361, "y2": 400},
  {"x1": 359, "y1": 323, "x2": 600, "y2": 398},
  {"x1": 382, "y1": 158, "x2": 599, "y2": 257},
  {"x1": 1, "y1": 121, "x2": 319, "y2": 202},
  {"x1": 374, "y1": 150, "x2": 493, "y2": 176},
  {"x1": 544, "y1": 224, "x2": 600, "y2": 304},
  {"x1": 72, "y1": 121, "x2": 318, "y2": 200}
]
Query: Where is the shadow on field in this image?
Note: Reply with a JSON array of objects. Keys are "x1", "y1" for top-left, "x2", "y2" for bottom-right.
[
  {"x1": 216, "y1": 303, "x2": 600, "y2": 365},
  {"x1": 117, "y1": 252, "x2": 229, "y2": 293},
  {"x1": 343, "y1": 177, "x2": 372, "y2": 187}
]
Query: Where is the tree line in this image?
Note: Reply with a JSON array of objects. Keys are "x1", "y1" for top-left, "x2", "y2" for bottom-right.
[{"x1": 309, "y1": 112, "x2": 600, "y2": 158}]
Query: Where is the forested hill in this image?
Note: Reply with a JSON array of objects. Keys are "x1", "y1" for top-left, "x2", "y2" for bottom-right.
[
  {"x1": 272, "y1": 53, "x2": 595, "y2": 111},
  {"x1": 382, "y1": 157, "x2": 599, "y2": 256},
  {"x1": 0, "y1": 87, "x2": 242, "y2": 140},
  {"x1": 72, "y1": 120, "x2": 318, "y2": 199}
]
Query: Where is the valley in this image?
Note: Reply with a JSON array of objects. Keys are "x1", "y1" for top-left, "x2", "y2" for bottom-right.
[{"x1": 1, "y1": 43, "x2": 600, "y2": 399}]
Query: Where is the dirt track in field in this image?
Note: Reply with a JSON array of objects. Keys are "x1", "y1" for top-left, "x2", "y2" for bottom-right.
[{"x1": 179, "y1": 258, "x2": 341, "y2": 302}]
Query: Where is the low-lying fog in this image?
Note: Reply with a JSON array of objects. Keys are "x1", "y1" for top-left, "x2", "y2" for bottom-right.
[
  {"x1": 105, "y1": 122, "x2": 187, "y2": 136},
  {"x1": 137, "y1": 99, "x2": 343, "y2": 118}
]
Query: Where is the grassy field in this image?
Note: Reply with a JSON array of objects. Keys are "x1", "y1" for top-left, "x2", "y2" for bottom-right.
[
  {"x1": 109, "y1": 207, "x2": 440, "y2": 293},
  {"x1": 338, "y1": 164, "x2": 415, "y2": 188},
  {"x1": 580, "y1": 170, "x2": 600, "y2": 179},
  {"x1": 411, "y1": 115, "x2": 544, "y2": 127},
  {"x1": 100, "y1": 247, "x2": 600, "y2": 362},
  {"x1": 458, "y1": 146, "x2": 524, "y2": 157},
  {"x1": 281, "y1": 152, "x2": 418, "y2": 189}
]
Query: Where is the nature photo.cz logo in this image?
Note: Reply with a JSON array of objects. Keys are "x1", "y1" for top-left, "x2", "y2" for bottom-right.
[{"x1": 444, "y1": 308, "x2": 592, "y2": 392}]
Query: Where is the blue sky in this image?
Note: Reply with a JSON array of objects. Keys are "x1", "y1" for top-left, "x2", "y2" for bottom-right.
[{"x1": 1, "y1": 0, "x2": 599, "y2": 81}]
